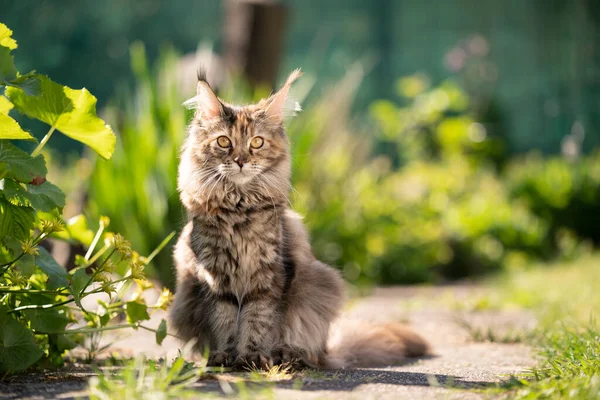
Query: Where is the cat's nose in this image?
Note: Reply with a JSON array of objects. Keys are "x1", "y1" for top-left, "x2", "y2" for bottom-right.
[{"x1": 234, "y1": 156, "x2": 245, "y2": 168}]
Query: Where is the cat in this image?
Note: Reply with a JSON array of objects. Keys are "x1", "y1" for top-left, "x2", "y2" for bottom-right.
[{"x1": 169, "y1": 68, "x2": 430, "y2": 369}]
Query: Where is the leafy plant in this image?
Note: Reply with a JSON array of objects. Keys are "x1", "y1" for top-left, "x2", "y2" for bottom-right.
[
  {"x1": 88, "y1": 354, "x2": 201, "y2": 400},
  {"x1": 0, "y1": 23, "x2": 173, "y2": 374},
  {"x1": 506, "y1": 151, "x2": 600, "y2": 255}
]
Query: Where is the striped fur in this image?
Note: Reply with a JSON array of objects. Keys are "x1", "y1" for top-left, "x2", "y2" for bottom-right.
[{"x1": 169, "y1": 70, "x2": 430, "y2": 369}]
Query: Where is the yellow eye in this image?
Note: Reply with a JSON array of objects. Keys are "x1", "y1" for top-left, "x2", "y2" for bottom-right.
[
  {"x1": 250, "y1": 136, "x2": 264, "y2": 149},
  {"x1": 217, "y1": 136, "x2": 231, "y2": 148}
]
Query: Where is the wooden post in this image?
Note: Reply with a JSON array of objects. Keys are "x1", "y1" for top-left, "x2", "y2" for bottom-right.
[{"x1": 223, "y1": 0, "x2": 288, "y2": 90}]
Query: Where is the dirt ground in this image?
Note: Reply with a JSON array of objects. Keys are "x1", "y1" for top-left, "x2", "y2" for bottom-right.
[{"x1": 0, "y1": 284, "x2": 536, "y2": 399}]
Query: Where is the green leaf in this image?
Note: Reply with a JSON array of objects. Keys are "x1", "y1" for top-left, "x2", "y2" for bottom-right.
[
  {"x1": 6, "y1": 73, "x2": 41, "y2": 96},
  {"x1": 25, "y1": 308, "x2": 71, "y2": 333},
  {"x1": 15, "y1": 253, "x2": 35, "y2": 277},
  {"x1": 0, "y1": 141, "x2": 47, "y2": 182},
  {"x1": 69, "y1": 268, "x2": 89, "y2": 309},
  {"x1": 2, "y1": 178, "x2": 63, "y2": 212},
  {"x1": 0, "y1": 23, "x2": 17, "y2": 50},
  {"x1": 0, "y1": 96, "x2": 13, "y2": 114},
  {"x1": 156, "y1": 319, "x2": 167, "y2": 345},
  {"x1": 26, "y1": 181, "x2": 65, "y2": 211},
  {"x1": 0, "y1": 194, "x2": 35, "y2": 241},
  {"x1": 0, "y1": 307, "x2": 43, "y2": 373},
  {"x1": 6, "y1": 76, "x2": 116, "y2": 159},
  {"x1": 55, "y1": 334, "x2": 77, "y2": 352},
  {"x1": 0, "y1": 112, "x2": 35, "y2": 141},
  {"x1": 125, "y1": 300, "x2": 150, "y2": 325},
  {"x1": 36, "y1": 248, "x2": 69, "y2": 290},
  {"x1": 51, "y1": 214, "x2": 95, "y2": 246},
  {"x1": 2, "y1": 178, "x2": 30, "y2": 206},
  {"x1": 0, "y1": 46, "x2": 17, "y2": 83}
]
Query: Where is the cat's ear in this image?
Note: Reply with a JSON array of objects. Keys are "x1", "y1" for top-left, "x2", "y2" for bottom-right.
[
  {"x1": 265, "y1": 69, "x2": 302, "y2": 121},
  {"x1": 183, "y1": 68, "x2": 223, "y2": 119}
]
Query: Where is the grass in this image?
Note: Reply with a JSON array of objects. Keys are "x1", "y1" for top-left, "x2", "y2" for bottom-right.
[
  {"x1": 487, "y1": 255, "x2": 600, "y2": 399},
  {"x1": 87, "y1": 354, "x2": 308, "y2": 399},
  {"x1": 453, "y1": 316, "x2": 529, "y2": 344}
]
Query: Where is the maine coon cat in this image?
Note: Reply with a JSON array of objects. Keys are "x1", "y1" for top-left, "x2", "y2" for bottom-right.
[{"x1": 169, "y1": 69, "x2": 429, "y2": 369}]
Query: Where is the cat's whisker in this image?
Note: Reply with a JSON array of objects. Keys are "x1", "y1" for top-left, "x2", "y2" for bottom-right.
[{"x1": 260, "y1": 174, "x2": 293, "y2": 208}]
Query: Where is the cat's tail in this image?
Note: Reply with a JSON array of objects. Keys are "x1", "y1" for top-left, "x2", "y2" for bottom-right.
[{"x1": 323, "y1": 320, "x2": 430, "y2": 368}]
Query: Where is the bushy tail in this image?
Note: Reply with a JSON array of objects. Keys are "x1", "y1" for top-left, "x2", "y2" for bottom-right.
[{"x1": 324, "y1": 321, "x2": 430, "y2": 368}]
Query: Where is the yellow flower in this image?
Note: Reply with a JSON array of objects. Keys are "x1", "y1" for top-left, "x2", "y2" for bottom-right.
[{"x1": 154, "y1": 288, "x2": 173, "y2": 310}]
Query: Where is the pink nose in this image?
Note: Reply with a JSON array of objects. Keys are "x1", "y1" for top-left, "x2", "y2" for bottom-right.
[{"x1": 234, "y1": 157, "x2": 245, "y2": 168}]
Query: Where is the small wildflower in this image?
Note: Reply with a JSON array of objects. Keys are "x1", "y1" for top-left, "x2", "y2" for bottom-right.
[
  {"x1": 154, "y1": 288, "x2": 173, "y2": 310},
  {"x1": 130, "y1": 260, "x2": 145, "y2": 280},
  {"x1": 103, "y1": 232, "x2": 115, "y2": 247},
  {"x1": 101, "y1": 259, "x2": 116, "y2": 274},
  {"x1": 20, "y1": 238, "x2": 39, "y2": 256},
  {"x1": 112, "y1": 234, "x2": 133, "y2": 260},
  {"x1": 99, "y1": 216, "x2": 111, "y2": 228},
  {"x1": 6, "y1": 269, "x2": 27, "y2": 286},
  {"x1": 40, "y1": 218, "x2": 65, "y2": 234},
  {"x1": 135, "y1": 278, "x2": 154, "y2": 291}
]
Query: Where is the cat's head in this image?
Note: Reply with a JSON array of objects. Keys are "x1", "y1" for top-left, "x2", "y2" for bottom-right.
[{"x1": 178, "y1": 69, "x2": 301, "y2": 212}]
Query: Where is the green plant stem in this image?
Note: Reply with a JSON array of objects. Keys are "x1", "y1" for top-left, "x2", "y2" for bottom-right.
[
  {"x1": 36, "y1": 323, "x2": 179, "y2": 338},
  {"x1": 85, "y1": 219, "x2": 107, "y2": 260},
  {"x1": 0, "y1": 288, "x2": 68, "y2": 295},
  {"x1": 8, "y1": 298, "x2": 73, "y2": 314},
  {"x1": 144, "y1": 230, "x2": 176, "y2": 265},
  {"x1": 5, "y1": 275, "x2": 133, "y2": 314},
  {"x1": 81, "y1": 249, "x2": 117, "y2": 295},
  {"x1": 31, "y1": 126, "x2": 56, "y2": 157}
]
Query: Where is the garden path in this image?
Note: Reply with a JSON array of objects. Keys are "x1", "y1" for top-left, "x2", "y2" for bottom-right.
[{"x1": 1, "y1": 284, "x2": 536, "y2": 399}]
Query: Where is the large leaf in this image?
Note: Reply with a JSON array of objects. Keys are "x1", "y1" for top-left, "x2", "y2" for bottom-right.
[
  {"x1": 0, "y1": 308, "x2": 43, "y2": 373},
  {"x1": 0, "y1": 46, "x2": 17, "y2": 83},
  {"x1": 24, "y1": 308, "x2": 71, "y2": 333},
  {"x1": 5, "y1": 72, "x2": 41, "y2": 96},
  {"x1": 26, "y1": 181, "x2": 65, "y2": 211},
  {"x1": 0, "y1": 96, "x2": 13, "y2": 114},
  {"x1": 2, "y1": 178, "x2": 63, "y2": 212},
  {"x1": 36, "y1": 248, "x2": 69, "y2": 290},
  {"x1": 0, "y1": 23, "x2": 17, "y2": 50},
  {"x1": 0, "y1": 112, "x2": 35, "y2": 141},
  {"x1": 15, "y1": 254, "x2": 35, "y2": 277},
  {"x1": 0, "y1": 194, "x2": 35, "y2": 241},
  {"x1": 2, "y1": 178, "x2": 29, "y2": 206},
  {"x1": 0, "y1": 141, "x2": 46, "y2": 182},
  {"x1": 6, "y1": 76, "x2": 116, "y2": 159}
]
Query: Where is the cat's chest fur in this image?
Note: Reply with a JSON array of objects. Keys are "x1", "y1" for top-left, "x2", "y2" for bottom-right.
[{"x1": 190, "y1": 206, "x2": 283, "y2": 298}]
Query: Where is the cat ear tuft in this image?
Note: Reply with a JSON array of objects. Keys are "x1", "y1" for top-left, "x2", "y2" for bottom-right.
[
  {"x1": 265, "y1": 69, "x2": 303, "y2": 120},
  {"x1": 182, "y1": 68, "x2": 223, "y2": 119}
]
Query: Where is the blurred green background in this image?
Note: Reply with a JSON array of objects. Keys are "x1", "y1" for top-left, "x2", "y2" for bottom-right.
[{"x1": 2, "y1": 0, "x2": 599, "y2": 288}]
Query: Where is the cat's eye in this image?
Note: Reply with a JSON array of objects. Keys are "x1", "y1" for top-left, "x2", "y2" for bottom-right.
[
  {"x1": 216, "y1": 136, "x2": 231, "y2": 148},
  {"x1": 250, "y1": 136, "x2": 264, "y2": 149}
]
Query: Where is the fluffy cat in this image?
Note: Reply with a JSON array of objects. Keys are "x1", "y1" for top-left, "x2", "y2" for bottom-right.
[{"x1": 169, "y1": 69, "x2": 429, "y2": 369}]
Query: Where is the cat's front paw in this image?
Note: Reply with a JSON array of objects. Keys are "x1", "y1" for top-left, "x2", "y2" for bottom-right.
[
  {"x1": 207, "y1": 351, "x2": 233, "y2": 367},
  {"x1": 271, "y1": 347, "x2": 303, "y2": 367},
  {"x1": 233, "y1": 352, "x2": 273, "y2": 371}
]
